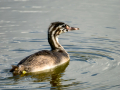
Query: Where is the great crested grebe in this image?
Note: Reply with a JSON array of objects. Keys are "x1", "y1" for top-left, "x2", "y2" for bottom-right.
[{"x1": 10, "y1": 22, "x2": 79, "y2": 74}]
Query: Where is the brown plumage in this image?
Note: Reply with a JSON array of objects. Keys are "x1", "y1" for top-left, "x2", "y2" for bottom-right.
[{"x1": 10, "y1": 22, "x2": 79, "y2": 74}]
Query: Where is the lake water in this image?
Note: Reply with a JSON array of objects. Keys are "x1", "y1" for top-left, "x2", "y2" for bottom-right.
[{"x1": 0, "y1": 0, "x2": 120, "y2": 89}]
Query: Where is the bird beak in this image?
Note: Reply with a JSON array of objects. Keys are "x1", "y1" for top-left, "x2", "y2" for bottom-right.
[{"x1": 66, "y1": 25, "x2": 79, "y2": 31}]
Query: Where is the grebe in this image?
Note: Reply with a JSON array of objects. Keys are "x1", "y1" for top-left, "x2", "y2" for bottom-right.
[{"x1": 10, "y1": 22, "x2": 79, "y2": 74}]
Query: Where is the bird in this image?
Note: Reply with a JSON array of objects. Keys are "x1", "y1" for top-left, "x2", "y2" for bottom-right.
[{"x1": 10, "y1": 21, "x2": 79, "y2": 74}]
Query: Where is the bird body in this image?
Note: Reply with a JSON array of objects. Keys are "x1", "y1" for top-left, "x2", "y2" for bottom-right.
[{"x1": 10, "y1": 22, "x2": 79, "y2": 74}]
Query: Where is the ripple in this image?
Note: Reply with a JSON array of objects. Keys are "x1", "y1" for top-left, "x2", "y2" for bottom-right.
[
  {"x1": 21, "y1": 32, "x2": 29, "y2": 33},
  {"x1": 14, "y1": 0, "x2": 29, "y2": 1},
  {"x1": 10, "y1": 38, "x2": 45, "y2": 43},
  {"x1": 19, "y1": 10, "x2": 48, "y2": 13},
  {"x1": 31, "y1": 6, "x2": 45, "y2": 9},
  {"x1": 81, "y1": 72, "x2": 89, "y2": 74},
  {"x1": 106, "y1": 27, "x2": 116, "y2": 29},
  {"x1": 91, "y1": 73, "x2": 99, "y2": 76},
  {"x1": 12, "y1": 10, "x2": 49, "y2": 13},
  {"x1": 69, "y1": 51, "x2": 114, "y2": 61},
  {"x1": 11, "y1": 48, "x2": 35, "y2": 52},
  {"x1": 0, "y1": 7, "x2": 11, "y2": 9}
]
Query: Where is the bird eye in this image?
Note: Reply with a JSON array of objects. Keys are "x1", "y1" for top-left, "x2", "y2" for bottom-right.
[{"x1": 62, "y1": 24, "x2": 66, "y2": 27}]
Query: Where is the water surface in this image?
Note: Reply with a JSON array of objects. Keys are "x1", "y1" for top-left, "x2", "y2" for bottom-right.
[{"x1": 0, "y1": 0, "x2": 120, "y2": 89}]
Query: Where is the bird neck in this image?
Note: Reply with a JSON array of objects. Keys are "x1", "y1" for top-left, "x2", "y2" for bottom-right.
[{"x1": 48, "y1": 32, "x2": 63, "y2": 51}]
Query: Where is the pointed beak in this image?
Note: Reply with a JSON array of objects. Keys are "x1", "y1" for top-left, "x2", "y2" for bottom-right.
[{"x1": 66, "y1": 25, "x2": 79, "y2": 31}]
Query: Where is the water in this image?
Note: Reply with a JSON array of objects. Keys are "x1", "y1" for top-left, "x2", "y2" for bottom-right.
[{"x1": 0, "y1": 0, "x2": 120, "y2": 89}]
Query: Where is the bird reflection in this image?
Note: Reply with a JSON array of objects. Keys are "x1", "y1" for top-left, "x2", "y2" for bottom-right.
[{"x1": 50, "y1": 73, "x2": 62, "y2": 90}]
